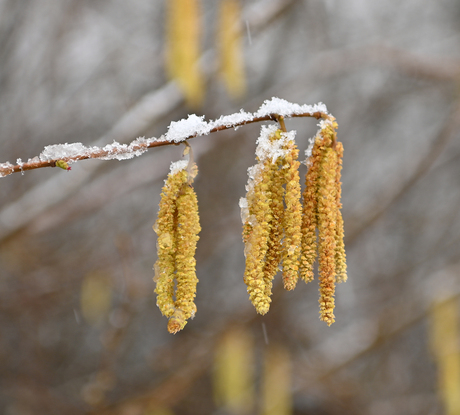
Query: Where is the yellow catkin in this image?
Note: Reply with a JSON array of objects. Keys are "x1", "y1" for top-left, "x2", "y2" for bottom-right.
[
  {"x1": 317, "y1": 147, "x2": 338, "y2": 325},
  {"x1": 153, "y1": 171, "x2": 183, "y2": 318},
  {"x1": 166, "y1": 0, "x2": 204, "y2": 107},
  {"x1": 262, "y1": 344, "x2": 292, "y2": 415},
  {"x1": 240, "y1": 122, "x2": 345, "y2": 324},
  {"x1": 213, "y1": 328, "x2": 255, "y2": 413},
  {"x1": 300, "y1": 137, "x2": 321, "y2": 283},
  {"x1": 281, "y1": 141, "x2": 302, "y2": 291},
  {"x1": 154, "y1": 163, "x2": 201, "y2": 334},
  {"x1": 262, "y1": 161, "x2": 284, "y2": 296},
  {"x1": 243, "y1": 159, "x2": 273, "y2": 315},
  {"x1": 218, "y1": 0, "x2": 246, "y2": 99},
  {"x1": 172, "y1": 181, "x2": 201, "y2": 331},
  {"x1": 334, "y1": 141, "x2": 347, "y2": 283},
  {"x1": 429, "y1": 297, "x2": 460, "y2": 415}
]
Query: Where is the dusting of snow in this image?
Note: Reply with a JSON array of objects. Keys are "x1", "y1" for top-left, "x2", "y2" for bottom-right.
[
  {"x1": 304, "y1": 137, "x2": 316, "y2": 161},
  {"x1": 100, "y1": 142, "x2": 133, "y2": 161},
  {"x1": 209, "y1": 110, "x2": 253, "y2": 129},
  {"x1": 40, "y1": 143, "x2": 89, "y2": 161},
  {"x1": 241, "y1": 123, "x2": 301, "y2": 226},
  {"x1": 130, "y1": 136, "x2": 148, "y2": 147},
  {"x1": 16, "y1": 158, "x2": 24, "y2": 175},
  {"x1": 0, "y1": 162, "x2": 15, "y2": 177},
  {"x1": 97, "y1": 140, "x2": 148, "y2": 161},
  {"x1": 255, "y1": 124, "x2": 296, "y2": 163},
  {"x1": 239, "y1": 197, "x2": 249, "y2": 224},
  {"x1": 169, "y1": 160, "x2": 188, "y2": 176},
  {"x1": 164, "y1": 114, "x2": 211, "y2": 143},
  {"x1": 318, "y1": 118, "x2": 335, "y2": 130},
  {"x1": 255, "y1": 97, "x2": 327, "y2": 117}
]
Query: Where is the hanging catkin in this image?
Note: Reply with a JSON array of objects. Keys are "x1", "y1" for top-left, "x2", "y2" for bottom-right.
[
  {"x1": 240, "y1": 125, "x2": 302, "y2": 314},
  {"x1": 218, "y1": 0, "x2": 246, "y2": 98},
  {"x1": 166, "y1": 0, "x2": 204, "y2": 107},
  {"x1": 152, "y1": 109, "x2": 347, "y2": 331},
  {"x1": 300, "y1": 117, "x2": 347, "y2": 325},
  {"x1": 154, "y1": 159, "x2": 201, "y2": 333}
]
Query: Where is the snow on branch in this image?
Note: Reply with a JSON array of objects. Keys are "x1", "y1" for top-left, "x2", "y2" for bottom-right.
[{"x1": 0, "y1": 98, "x2": 328, "y2": 178}]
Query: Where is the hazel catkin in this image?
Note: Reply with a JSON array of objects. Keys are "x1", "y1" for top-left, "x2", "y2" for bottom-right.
[
  {"x1": 300, "y1": 117, "x2": 347, "y2": 325},
  {"x1": 153, "y1": 161, "x2": 201, "y2": 333},
  {"x1": 281, "y1": 140, "x2": 302, "y2": 291},
  {"x1": 241, "y1": 125, "x2": 303, "y2": 313},
  {"x1": 317, "y1": 147, "x2": 338, "y2": 325}
]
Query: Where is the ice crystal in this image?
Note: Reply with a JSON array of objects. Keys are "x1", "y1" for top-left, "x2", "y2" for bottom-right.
[
  {"x1": 165, "y1": 114, "x2": 211, "y2": 143},
  {"x1": 209, "y1": 110, "x2": 253, "y2": 129},
  {"x1": 255, "y1": 124, "x2": 296, "y2": 163},
  {"x1": 0, "y1": 162, "x2": 14, "y2": 177},
  {"x1": 255, "y1": 97, "x2": 327, "y2": 117},
  {"x1": 169, "y1": 160, "x2": 189, "y2": 175},
  {"x1": 40, "y1": 143, "x2": 89, "y2": 161}
]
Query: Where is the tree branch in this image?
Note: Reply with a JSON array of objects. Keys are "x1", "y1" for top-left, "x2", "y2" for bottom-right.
[{"x1": 0, "y1": 98, "x2": 327, "y2": 178}]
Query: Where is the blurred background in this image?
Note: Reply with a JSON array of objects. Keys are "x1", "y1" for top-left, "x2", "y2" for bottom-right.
[{"x1": 1, "y1": 0, "x2": 460, "y2": 414}]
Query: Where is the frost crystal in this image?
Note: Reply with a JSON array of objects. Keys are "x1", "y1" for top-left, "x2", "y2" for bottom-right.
[
  {"x1": 0, "y1": 162, "x2": 14, "y2": 177},
  {"x1": 239, "y1": 197, "x2": 249, "y2": 224},
  {"x1": 255, "y1": 124, "x2": 296, "y2": 163},
  {"x1": 304, "y1": 137, "x2": 316, "y2": 161},
  {"x1": 255, "y1": 97, "x2": 327, "y2": 117},
  {"x1": 99, "y1": 140, "x2": 149, "y2": 161},
  {"x1": 165, "y1": 114, "x2": 211, "y2": 143},
  {"x1": 17, "y1": 158, "x2": 24, "y2": 175},
  {"x1": 209, "y1": 110, "x2": 253, "y2": 129},
  {"x1": 40, "y1": 143, "x2": 89, "y2": 161},
  {"x1": 169, "y1": 160, "x2": 188, "y2": 175}
]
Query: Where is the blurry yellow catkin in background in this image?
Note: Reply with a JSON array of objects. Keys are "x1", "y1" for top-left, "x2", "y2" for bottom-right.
[
  {"x1": 213, "y1": 328, "x2": 254, "y2": 414},
  {"x1": 429, "y1": 296, "x2": 460, "y2": 415},
  {"x1": 144, "y1": 406, "x2": 175, "y2": 415},
  {"x1": 80, "y1": 271, "x2": 112, "y2": 326},
  {"x1": 166, "y1": 0, "x2": 204, "y2": 107},
  {"x1": 218, "y1": 0, "x2": 246, "y2": 99},
  {"x1": 262, "y1": 344, "x2": 292, "y2": 415}
]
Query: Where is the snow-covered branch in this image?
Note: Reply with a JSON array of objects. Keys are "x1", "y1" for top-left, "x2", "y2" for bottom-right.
[{"x1": 0, "y1": 98, "x2": 327, "y2": 178}]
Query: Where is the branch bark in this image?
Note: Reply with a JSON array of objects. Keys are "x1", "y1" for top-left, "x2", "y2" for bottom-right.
[{"x1": 0, "y1": 108, "x2": 325, "y2": 177}]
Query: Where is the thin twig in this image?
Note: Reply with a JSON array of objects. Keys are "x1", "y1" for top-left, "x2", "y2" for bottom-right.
[{"x1": 0, "y1": 110, "x2": 325, "y2": 178}]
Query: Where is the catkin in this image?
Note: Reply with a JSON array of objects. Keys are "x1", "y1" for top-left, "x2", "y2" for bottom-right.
[
  {"x1": 262, "y1": 161, "x2": 284, "y2": 292},
  {"x1": 154, "y1": 163, "x2": 201, "y2": 333},
  {"x1": 317, "y1": 147, "x2": 338, "y2": 325},
  {"x1": 242, "y1": 126, "x2": 303, "y2": 313},
  {"x1": 153, "y1": 116, "x2": 347, "y2": 332},
  {"x1": 281, "y1": 140, "x2": 302, "y2": 291},
  {"x1": 218, "y1": 0, "x2": 246, "y2": 98},
  {"x1": 299, "y1": 117, "x2": 347, "y2": 325},
  {"x1": 300, "y1": 137, "x2": 321, "y2": 283},
  {"x1": 166, "y1": 0, "x2": 203, "y2": 107},
  {"x1": 153, "y1": 170, "x2": 183, "y2": 318},
  {"x1": 174, "y1": 183, "x2": 201, "y2": 323},
  {"x1": 244, "y1": 158, "x2": 274, "y2": 315},
  {"x1": 334, "y1": 141, "x2": 347, "y2": 283}
]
